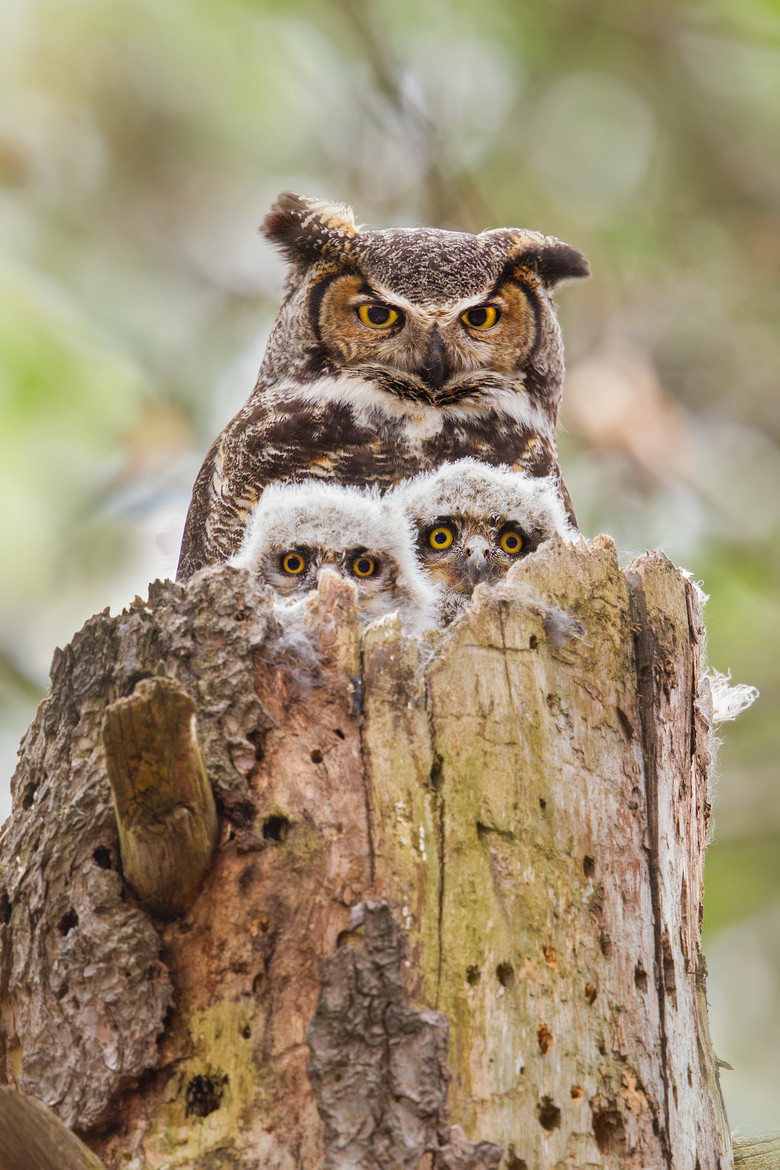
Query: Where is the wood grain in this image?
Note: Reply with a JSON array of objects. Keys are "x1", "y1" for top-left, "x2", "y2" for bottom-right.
[
  {"x1": 0, "y1": 546, "x2": 736, "y2": 1167},
  {"x1": 0, "y1": 1088, "x2": 105, "y2": 1170},
  {"x1": 103, "y1": 676, "x2": 218, "y2": 916}
]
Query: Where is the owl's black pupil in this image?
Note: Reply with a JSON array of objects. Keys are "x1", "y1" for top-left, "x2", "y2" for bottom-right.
[
  {"x1": 357, "y1": 558, "x2": 372, "y2": 574},
  {"x1": 286, "y1": 555, "x2": 302, "y2": 571},
  {"x1": 433, "y1": 531, "x2": 449, "y2": 545},
  {"x1": 506, "y1": 535, "x2": 518, "y2": 548},
  {"x1": 367, "y1": 304, "x2": 391, "y2": 325},
  {"x1": 468, "y1": 308, "x2": 488, "y2": 327}
]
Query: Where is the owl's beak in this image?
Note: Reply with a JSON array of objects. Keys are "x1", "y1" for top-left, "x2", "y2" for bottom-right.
[
  {"x1": 418, "y1": 324, "x2": 452, "y2": 392},
  {"x1": 463, "y1": 535, "x2": 491, "y2": 585}
]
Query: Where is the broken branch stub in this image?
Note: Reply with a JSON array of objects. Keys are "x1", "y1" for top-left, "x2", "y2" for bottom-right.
[
  {"x1": 0, "y1": 541, "x2": 735, "y2": 1168},
  {"x1": 0, "y1": 1087, "x2": 106, "y2": 1170},
  {"x1": 102, "y1": 676, "x2": 218, "y2": 916}
]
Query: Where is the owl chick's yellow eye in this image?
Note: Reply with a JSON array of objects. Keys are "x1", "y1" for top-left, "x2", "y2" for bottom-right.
[
  {"x1": 281, "y1": 552, "x2": 306, "y2": 575},
  {"x1": 461, "y1": 305, "x2": 499, "y2": 330},
  {"x1": 499, "y1": 530, "x2": 523, "y2": 555},
  {"x1": 357, "y1": 303, "x2": 400, "y2": 329},
  {"x1": 428, "y1": 526, "x2": 454, "y2": 550},
  {"x1": 351, "y1": 554, "x2": 378, "y2": 577}
]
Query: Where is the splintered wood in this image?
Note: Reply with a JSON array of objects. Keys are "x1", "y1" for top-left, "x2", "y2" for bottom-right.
[{"x1": 0, "y1": 541, "x2": 734, "y2": 1169}]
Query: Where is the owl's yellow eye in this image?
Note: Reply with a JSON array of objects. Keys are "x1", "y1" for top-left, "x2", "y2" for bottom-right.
[
  {"x1": 281, "y1": 552, "x2": 306, "y2": 575},
  {"x1": 357, "y1": 303, "x2": 400, "y2": 329},
  {"x1": 351, "y1": 554, "x2": 378, "y2": 577},
  {"x1": 499, "y1": 530, "x2": 523, "y2": 555},
  {"x1": 428, "y1": 526, "x2": 454, "y2": 550},
  {"x1": 461, "y1": 305, "x2": 499, "y2": 330}
]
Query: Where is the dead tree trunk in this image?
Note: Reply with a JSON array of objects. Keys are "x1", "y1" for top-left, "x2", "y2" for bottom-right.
[{"x1": 0, "y1": 537, "x2": 734, "y2": 1169}]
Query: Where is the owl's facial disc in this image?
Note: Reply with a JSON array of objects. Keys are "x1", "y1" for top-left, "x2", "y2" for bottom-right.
[
  {"x1": 355, "y1": 303, "x2": 403, "y2": 330},
  {"x1": 270, "y1": 546, "x2": 318, "y2": 594},
  {"x1": 418, "y1": 518, "x2": 469, "y2": 592},
  {"x1": 462, "y1": 533, "x2": 490, "y2": 585},
  {"x1": 346, "y1": 551, "x2": 381, "y2": 580},
  {"x1": 418, "y1": 324, "x2": 450, "y2": 392},
  {"x1": 270, "y1": 542, "x2": 390, "y2": 601},
  {"x1": 314, "y1": 549, "x2": 384, "y2": 589},
  {"x1": 314, "y1": 272, "x2": 538, "y2": 400},
  {"x1": 417, "y1": 514, "x2": 534, "y2": 594}
]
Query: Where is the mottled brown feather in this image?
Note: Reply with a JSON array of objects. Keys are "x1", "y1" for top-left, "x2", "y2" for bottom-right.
[{"x1": 176, "y1": 194, "x2": 588, "y2": 580}]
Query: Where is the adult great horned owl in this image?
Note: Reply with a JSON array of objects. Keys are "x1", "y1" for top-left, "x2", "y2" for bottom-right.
[
  {"x1": 177, "y1": 192, "x2": 589, "y2": 580},
  {"x1": 228, "y1": 480, "x2": 438, "y2": 632},
  {"x1": 398, "y1": 458, "x2": 576, "y2": 622}
]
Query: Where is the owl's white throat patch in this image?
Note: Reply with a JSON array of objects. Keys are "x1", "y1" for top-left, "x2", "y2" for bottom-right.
[{"x1": 277, "y1": 374, "x2": 551, "y2": 443}]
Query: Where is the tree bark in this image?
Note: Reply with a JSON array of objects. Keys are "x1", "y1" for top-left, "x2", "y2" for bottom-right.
[
  {"x1": 733, "y1": 1136, "x2": 780, "y2": 1169},
  {"x1": 0, "y1": 538, "x2": 734, "y2": 1168}
]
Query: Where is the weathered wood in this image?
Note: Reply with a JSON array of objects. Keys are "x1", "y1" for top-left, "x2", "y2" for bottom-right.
[
  {"x1": 0, "y1": 544, "x2": 735, "y2": 1168},
  {"x1": 363, "y1": 536, "x2": 661, "y2": 1164},
  {"x1": 734, "y1": 1134, "x2": 780, "y2": 1169},
  {"x1": 627, "y1": 555, "x2": 731, "y2": 1164},
  {"x1": 0, "y1": 573, "x2": 270, "y2": 1131},
  {"x1": 0, "y1": 1087, "x2": 106, "y2": 1170},
  {"x1": 103, "y1": 676, "x2": 218, "y2": 915},
  {"x1": 307, "y1": 901, "x2": 503, "y2": 1169}
]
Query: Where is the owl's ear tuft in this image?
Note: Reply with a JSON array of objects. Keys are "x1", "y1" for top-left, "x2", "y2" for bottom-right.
[
  {"x1": 514, "y1": 239, "x2": 590, "y2": 288},
  {"x1": 261, "y1": 192, "x2": 361, "y2": 263}
]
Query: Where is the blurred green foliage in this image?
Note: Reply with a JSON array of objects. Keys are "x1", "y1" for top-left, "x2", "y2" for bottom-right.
[{"x1": 1, "y1": 0, "x2": 778, "y2": 1134}]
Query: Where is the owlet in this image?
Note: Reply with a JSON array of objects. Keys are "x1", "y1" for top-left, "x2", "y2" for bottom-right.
[
  {"x1": 228, "y1": 480, "x2": 438, "y2": 633},
  {"x1": 177, "y1": 192, "x2": 588, "y2": 580},
  {"x1": 397, "y1": 458, "x2": 576, "y2": 623}
]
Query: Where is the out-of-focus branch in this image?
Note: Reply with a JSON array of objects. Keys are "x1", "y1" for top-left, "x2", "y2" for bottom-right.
[
  {"x1": 336, "y1": 0, "x2": 495, "y2": 229},
  {"x1": 0, "y1": 650, "x2": 44, "y2": 704}
]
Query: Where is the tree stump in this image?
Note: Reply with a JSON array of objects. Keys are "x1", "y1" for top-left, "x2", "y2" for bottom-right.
[{"x1": 0, "y1": 536, "x2": 734, "y2": 1168}]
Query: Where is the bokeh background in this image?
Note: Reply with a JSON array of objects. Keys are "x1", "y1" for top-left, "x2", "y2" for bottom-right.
[{"x1": 1, "y1": 0, "x2": 778, "y2": 1135}]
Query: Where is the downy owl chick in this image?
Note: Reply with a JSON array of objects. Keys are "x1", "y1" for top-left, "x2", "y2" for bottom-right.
[
  {"x1": 177, "y1": 191, "x2": 589, "y2": 579},
  {"x1": 398, "y1": 458, "x2": 576, "y2": 622},
  {"x1": 227, "y1": 480, "x2": 438, "y2": 633}
]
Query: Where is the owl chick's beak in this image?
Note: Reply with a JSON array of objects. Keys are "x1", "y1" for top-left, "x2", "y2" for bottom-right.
[
  {"x1": 417, "y1": 324, "x2": 452, "y2": 393},
  {"x1": 463, "y1": 535, "x2": 491, "y2": 585}
]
